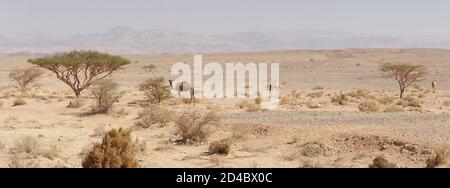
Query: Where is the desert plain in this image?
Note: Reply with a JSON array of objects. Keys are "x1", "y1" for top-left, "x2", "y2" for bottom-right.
[{"x1": 1, "y1": 48, "x2": 450, "y2": 168}]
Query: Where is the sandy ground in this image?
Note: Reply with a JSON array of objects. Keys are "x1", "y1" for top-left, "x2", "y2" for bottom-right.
[{"x1": 1, "y1": 48, "x2": 450, "y2": 168}]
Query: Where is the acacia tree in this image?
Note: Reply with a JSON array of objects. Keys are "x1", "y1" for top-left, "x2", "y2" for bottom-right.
[
  {"x1": 28, "y1": 50, "x2": 130, "y2": 97},
  {"x1": 380, "y1": 63, "x2": 427, "y2": 98}
]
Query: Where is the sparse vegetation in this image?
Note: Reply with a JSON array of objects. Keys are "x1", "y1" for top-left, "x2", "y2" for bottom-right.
[
  {"x1": 237, "y1": 100, "x2": 260, "y2": 112},
  {"x1": 377, "y1": 95, "x2": 395, "y2": 105},
  {"x1": 255, "y1": 96, "x2": 262, "y2": 105},
  {"x1": 313, "y1": 86, "x2": 324, "y2": 90},
  {"x1": 9, "y1": 67, "x2": 43, "y2": 91},
  {"x1": 89, "y1": 79, "x2": 122, "y2": 114},
  {"x1": 358, "y1": 99, "x2": 381, "y2": 112},
  {"x1": 12, "y1": 98, "x2": 26, "y2": 106},
  {"x1": 380, "y1": 63, "x2": 427, "y2": 98},
  {"x1": 208, "y1": 140, "x2": 231, "y2": 155},
  {"x1": 383, "y1": 106, "x2": 404, "y2": 113},
  {"x1": 426, "y1": 148, "x2": 448, "y2": 168},
  {"x1": 139, "y1": 77, "x2": 171, "y2": 104},
  {"x1": 331, "y1": 93, "x2": 348, "y2": 105},
  {"x1": 11, "y1": 136, "x2": 40, "y2": 154},
  {"x1": 135, "y1": 105, "x2": 172, "y2": 128},
  {"x1": 175, "y1": 111, "x2": 219, "y2": 144},
  {"x1": 306, "y1": 91, "x2": 324, "y2": 98},
  {"x1": 28, "y1": 50, "x2": 130, "y2": 97},
  {"x1": 142, "y1": 64, "x2": 156, "y2": 73},
  {"x1": 396, "y1": 96, "x2": 421, "y2": 108},
  {"x1": 442, "y1": 100, "x2": 450, "y2": 107},
  {"x1": 369, "y1": 156, "x2": 397, "y2": 168},
  {"x1": 67, "y1": 98, "x2": 85, "y2": 108},
  {"x1": 82, "y1": 128, "x2": 140, "y2": 168}
]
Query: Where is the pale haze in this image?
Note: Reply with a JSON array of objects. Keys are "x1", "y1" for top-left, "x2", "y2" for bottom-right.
[{"x1": 1, "y1": 0, "x2": 449, "y2": 37}]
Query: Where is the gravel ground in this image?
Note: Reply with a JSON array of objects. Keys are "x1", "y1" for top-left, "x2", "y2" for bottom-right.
[{"x1": 222, "y1": 111, "x2": 450, "y2": 126}]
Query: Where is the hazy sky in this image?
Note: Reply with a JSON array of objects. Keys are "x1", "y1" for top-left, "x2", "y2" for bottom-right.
[{"x1": 1, "y1": 0, "x2": 450, "y2": 37}]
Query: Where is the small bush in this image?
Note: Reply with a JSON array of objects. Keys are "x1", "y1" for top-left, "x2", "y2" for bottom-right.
[
  {"x1": 396, "y1": 96, "x2": 421, "y2": 108},
  {"x1": 358, "y1": 99, "x2": 381, "y2": 112},
  {"x1": 312, "y1": 86, "x2": 324, "y2": 90},
  {"x1": 11, "y1": 136, "x2": 40, "y2": 154},
  {"x1": 139, "y1": 77, "x2": 171, "y2": 104},
  {"x1": 442, "y1": 101, "x2": 450, "y2": 107},
  {"x1": 7, "y1": 155, "x2": 37, "y2": 168},
  {"x1": 383, "y1": 106, "x2": 404, "y2": 113},
  {"x1": 0, "y1": 100, "x2": 3, "y2": 108},
  {"x1": 90, "y1": 79, "x2": 122, "y2": 114},
  {"x1": 39, "y1": 145, "x2": 60, "y2": 160},
  {"x1": 209, "y1": 140, "x2": 231, "y2": 155},
  {"x1": 175, "y1": 111, "x2": 219, "y2": 144},
  {"x1": 331, "y1": 93, "x2": 348, "y2": 105},
  {"x1": 237, "y1": 100, "x2": 260, "y2": 112},
  {"x1": 347, "y1": 89, "x2": 371, "y2": 99},
  {"x1": 67, "y1": 98, "x2": 85, "y2": 108},
  {"x1": 306, "y1": 91, "x2": 324, "y2": 98},
  {"x1": 426, "y1": 149, "x2": 448, "y2": 168},
  {"x1": 135, "y1": 105, "x2": 172, "y2": 128},
  {"x1": 82, "y1": 128, "x2": 140, "y2": 168},
  {"x1": 378, "y1": 95, "x2": 395, "y2": 105},
  {"x1": 12, "y1": 98, "x2": 26, "y2": 106},
  {"x1": 255, "y1": 96, "x2": 262, "y2": 105},
  {"x1": 9, "y1": 67, "x2": 43, "y2": 90},
  {"x1": 369, "y1": 156, "x2": 397, "y2": 168},
  {"x1": 142, "y1": 64, "x2": 156, "y2": 73}
]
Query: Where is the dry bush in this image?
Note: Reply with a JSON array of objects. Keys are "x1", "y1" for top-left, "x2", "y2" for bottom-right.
[
  {"x1": 369, "y1": 156, "x2": 397, "y2": 168},
  {"x1": 443, "y1": 101, "x2": 450, "y2": 107},
  {"x1": 306, "y1": 91, "x2": 324, "y2": 98},
  {"x1": 307, "y1": 103, "x2": 321, "y2": 109},
  {"x1": 300, "y1": 142, "x2": 329, "y2": 157},
  {"x1": 383, "y1": 106, "x2": 404, "y2": 113},
  {"x1": 9, "y1": 67, "x2": 43, "y2": 91},
  {"x1": 237, "y1": 100, "x2": 260, "y2": 112},
  {"x1": 377, "y1": 95, "x2": 395, "y2": 105},
  {"x1": 82, "y1": 128, "x2": 140, "y2": 168},
  {"x1": 67, "y1": 98, "x2": 85, "y2": 108},
  {"x1": 175, "y1": 111, "x2": 219, "y2": 144},
  {"x1": 208, "y1": 140, "x2": 231, "y2": 155},
  {"x1": 139, "y1": 77, "x2": 171, "y2": 104},
  {"x1": 358, "y1": 99, "x2": 381, "y2": 112},
  {"x1": 11, "y1": 136, "x2": 40, "y2": 154},
  {"x1": 426, "y1": 149, "x2": 448, "y2": 168},
  {"x1": 12, "y1": 98, "x2": 26, "y2": 106},
  {"x1": 313, "y1": 86, "x2": 324, "y2": 90},
  {"x1": 396, "y1": 96, "x2": 421, "y2": 108},
  {"x1": 135, "y1": 105, "x2": 172, "y2": 128},
  {"x1": 331, "y1": 93, "x2": 348, "y2": 105},
  {"x1": 230, "y1": 124, "x2": 249, "y2": 141},
  {"x1": 38, "y1": 145, "x2": 60, "y2": 160},
  {"x1": 7, "y1": 155, "x2": 38, "y2": 168},
  {"x1": 0, "y1": 100, "x2": 3, "y2": 108},
  {"x1": 91, "y1": 125, "x2": 107, "y2": 138},
  {"x1": 255, "y1": 96, "x2": 262, "y2": 105},
  {"x1": 347, "y1": 89, "x2": 372, "y2": 99},
  {"x1": 142, "y1": 64, "x2": 156, "y2": 73},
  {"x1": 89, "y1": 79, "x2": 122, "y2": 114}
]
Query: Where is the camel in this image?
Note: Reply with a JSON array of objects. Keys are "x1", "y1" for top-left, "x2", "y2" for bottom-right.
[{"x1": 168, "y1": 80, "x2": 195, "y2": 105}]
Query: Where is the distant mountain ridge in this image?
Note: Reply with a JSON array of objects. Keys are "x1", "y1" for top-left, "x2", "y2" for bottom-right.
[{"x1": 2, "y1": 26, "x2": 450, "y2": 56}]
